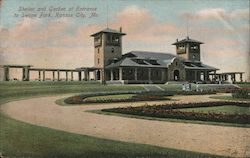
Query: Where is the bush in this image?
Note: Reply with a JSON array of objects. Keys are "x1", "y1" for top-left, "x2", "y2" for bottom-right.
[{"x1": 232, "y1": 89, "x2": 249, "y2": 99}]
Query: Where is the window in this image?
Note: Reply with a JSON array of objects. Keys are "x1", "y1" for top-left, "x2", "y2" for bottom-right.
[
  {"x1": 106, "y1": 34, "x2": 120, "y2": 45},
  {"x1": 111, "y1": 48, "x2": 114, "y2": 53},
  {"x1": 98, "y1": 58, "x2": 100, "y2": 64},
  {"x1": 191, "y1": 45, "x2": 198, "y2": 50},
  {"x1": 97, "y1": 48, "x2": 99, "y2": 54},
  {"x1": 94, "y1": 35, "x2": 102, "y2": 47}
]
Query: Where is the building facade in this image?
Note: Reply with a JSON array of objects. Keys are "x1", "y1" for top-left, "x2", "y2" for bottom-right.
[
  {"x1": 91, "y1": 28, "x2": 219, "y2": 84},
  {"x1": 2, "y1": 27, "x2": 243, "y2": 83}
]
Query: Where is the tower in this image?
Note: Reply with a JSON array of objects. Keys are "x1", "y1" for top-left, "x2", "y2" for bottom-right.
[
  {"x1": 172, "y1": 36, "x2": 203, "y2": 61},
  {"x1": 91, "y1": 27, "x2": 126, "y2": 81}
]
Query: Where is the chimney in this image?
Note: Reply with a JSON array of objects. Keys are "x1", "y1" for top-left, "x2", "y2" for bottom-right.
[
  {"x1": 176, "y1": 38, "x2": 178, "y2": 42},
  {"x1": 119, "y1": 27, "x2": 122, "y2": 33}
]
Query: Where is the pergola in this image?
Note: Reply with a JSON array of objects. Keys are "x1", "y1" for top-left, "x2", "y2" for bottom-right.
[
  {"x1": 214, "y1": 72, "x2": 244, "y2": 83},
  {"x1": 1, "y1": 65, "x2": 98, "y2": 81}
]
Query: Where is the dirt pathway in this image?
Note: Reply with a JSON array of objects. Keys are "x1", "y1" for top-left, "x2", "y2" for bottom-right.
[{"x1": 1, "y1": 94, "x2": 250, "y2": 157}]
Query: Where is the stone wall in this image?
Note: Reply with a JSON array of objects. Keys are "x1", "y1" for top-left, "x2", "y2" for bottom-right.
[{"x1": 167, "y1": 58, "x2": 186, "y2": 81}]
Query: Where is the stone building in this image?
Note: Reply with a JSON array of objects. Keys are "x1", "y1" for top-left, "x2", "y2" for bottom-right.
[{"x1": 91, "y1": 27, "x2": 219, "y2": 84}]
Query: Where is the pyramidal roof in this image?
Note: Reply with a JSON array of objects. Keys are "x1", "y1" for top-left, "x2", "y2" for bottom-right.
[
  {"x1": 172, "y1": 36, "x2": 203, "y2": 45},
  {"x1": 91, "y1": 28, "x2": 126, "y2": 36}
]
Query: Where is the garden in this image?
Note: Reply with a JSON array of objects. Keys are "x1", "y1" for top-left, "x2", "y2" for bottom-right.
[
  {"x1": 102, "y1": 101, "x2": 250, "y2": 124},
  {"x1": 64, "y1": 90, "x2": 218, "y2": 104}
]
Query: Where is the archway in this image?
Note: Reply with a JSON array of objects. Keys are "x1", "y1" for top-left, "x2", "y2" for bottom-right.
[
  {"x1": 96, "y1": 70, "x2": 101, "y2": 80},
  {"x1": 174, "y1": 70, "x2": 180, "y2": 81}
]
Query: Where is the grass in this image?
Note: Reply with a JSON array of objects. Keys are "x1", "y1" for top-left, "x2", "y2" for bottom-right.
[
  {"x1": 179, "y1": 105, "x2": 250, "y2": 115},
  {"x1": 210, "y1": 95, "x2": 250, "y2": 101},
  {"x1": 0, "y1": 81, "x2": 144, "y2": 99},
  {"x1": 1, "y1": 113, "x2": 224, "y2": 158},
  {"x1": 0, "y1": 81, "x2": 224, "y2": 157},
  {"x1": 237, "y1": 82, "x2": 250, "y2": 88}
]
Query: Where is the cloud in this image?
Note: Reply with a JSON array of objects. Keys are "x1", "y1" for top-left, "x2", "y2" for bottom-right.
[{"x1": 182, "y1": 8, "x2": 249, "y2": 21}]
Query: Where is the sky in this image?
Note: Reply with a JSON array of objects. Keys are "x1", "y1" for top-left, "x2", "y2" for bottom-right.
[{"x1": 0, "y1": 0, "x2": 249, "y2": 81}]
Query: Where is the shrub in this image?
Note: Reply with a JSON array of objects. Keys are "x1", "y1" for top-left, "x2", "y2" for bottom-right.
[{"x1": 232, "y1": 89, "x2": 249, "y2": 99}]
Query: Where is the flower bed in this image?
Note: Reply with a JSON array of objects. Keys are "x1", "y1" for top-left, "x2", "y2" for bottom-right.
[{"x1": 102, "y1": 101, "x2": 250, "y2": 124}]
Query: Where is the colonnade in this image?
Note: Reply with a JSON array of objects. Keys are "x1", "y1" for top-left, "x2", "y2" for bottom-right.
[{"x1": 1, "y1": 65, "x2": 94, "y2": 81}]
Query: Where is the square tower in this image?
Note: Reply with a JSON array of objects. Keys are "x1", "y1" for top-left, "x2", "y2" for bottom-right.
[
  {"x1": 172, "y1": 36, "x2": 203, "y2": 61},
  {"x1": 91, "y1": 28, "x2": 126, "y2": 68}
]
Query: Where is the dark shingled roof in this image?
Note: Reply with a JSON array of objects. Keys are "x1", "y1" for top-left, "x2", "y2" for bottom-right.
[
  {"x1": 172, "y1": 36, "x2": 203, "y2": 45},
  {"x1": 106, "y1": 51, "x2": 218, "y2": 71},
  {"x1": 91, "y1": 28, "x2": 126, "y2": 36}
]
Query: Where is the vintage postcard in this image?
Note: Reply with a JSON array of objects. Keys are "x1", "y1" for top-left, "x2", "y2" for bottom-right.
[{"x1": 0, "y1": 0, "x2": 249, "y2": 157}]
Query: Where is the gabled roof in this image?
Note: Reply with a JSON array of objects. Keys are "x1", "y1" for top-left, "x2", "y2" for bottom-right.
[
  {"x1": 126, "y1": 51, "x2": 186, "y2": 65},
  {"x1": 126, "y1": 51, "x2": 176, "y2": 60},
  {"x1": 105, "y1": 57, "x2": 166, "y2": 69},
  {"x1": 91, "y1": 28, "x2": 126, "y2": 36},
  {"x1": 172, "y1": 36, "x2": 203, "y2": 45},
  {"x1": 105, "y1": 50, "x2": 218, "y2": 70},
  {"x1": 183, "y1": 62, "x2": 218, "y2": 70}
]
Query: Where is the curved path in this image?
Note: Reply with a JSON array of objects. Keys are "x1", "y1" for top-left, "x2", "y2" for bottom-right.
[{"x1": 1, "y1": 94, "x2": 250, "y2": 157}]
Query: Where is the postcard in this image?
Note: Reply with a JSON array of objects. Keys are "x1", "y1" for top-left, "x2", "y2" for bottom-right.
[{"x1": 0, "y1": 0, "x2": 249, "y2": 157}]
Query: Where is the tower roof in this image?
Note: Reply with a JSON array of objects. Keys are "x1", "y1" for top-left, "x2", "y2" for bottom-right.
[
  {"x1": 172, "y1": 36, "x2": 203, "y2": 45},
  {"x1": 90, "y1": 28, "x2": 126, "y2": 37}
]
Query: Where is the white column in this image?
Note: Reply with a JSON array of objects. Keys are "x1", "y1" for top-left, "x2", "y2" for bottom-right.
[
  {"x1": 38, "y1": 71, "x2": 41, "y2": 81},
  {"x1": 78, "y1": 71, "x2": 82, "y2": 81},
  {"x1": 42, "y1": 70, "x2": 45, "y2": 81},
  {"x1": 119, "y1": 67, "x2": 123, "y2": 80},
  {"x1": 194, "y1": 70, "x2": 197, "y2": 82},
  {"x1": 148, "y1": 68, "x2": 151, "y2": 81},
  {"x1": 52, "y1": 71, "x2": 55, "y2": 81},
  {"x1": 135, "y1": 68, "x2": 137, "y2": 81},
  {"x1": 161, "y1": 69, "x2": 165, "y2": 81},
  {"x1": 4, "y1": 67, "x2": 10, "y2": 81},
  {"x1": 57, "y1": 70, "x2": 60, "y2": 81},
  {"x1": 66, "y1": 71, "x2": 68, "y2": 81},
  {"x1": 71, "y1": 71, "x2": 73, "y2": 81},
  {"x1": 110, "y1": 69, "x2": 114, "y2": 81}
]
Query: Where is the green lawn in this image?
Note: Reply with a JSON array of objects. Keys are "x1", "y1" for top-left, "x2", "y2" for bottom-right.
[
  {"x1": 210, "y1": 96, "x2": 250, "y2": 101},
  {"x1": 237, "y1": 83, "x2": 250, "y2": 89},
  {"x1": 0, "y1": 81, "x2": 144, "y2": 99},
  {"x1": 0, "y1": 81, "x2": 223, "y2": 157},
  {"x1": 179, "y1": 105, "x2": 250, "y2": 115}
]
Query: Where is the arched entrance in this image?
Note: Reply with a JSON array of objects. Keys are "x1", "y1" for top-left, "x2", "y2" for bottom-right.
[
  {"x1": 96, "y1": 70, "x2": 101, "y2": 80},
  {"x1": 174, "y1": 70, "x2": 180, "y2": 81}
]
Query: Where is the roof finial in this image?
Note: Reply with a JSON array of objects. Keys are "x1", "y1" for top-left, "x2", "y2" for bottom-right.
[
  {"x1": 106, "y1": 0, "x2": 109, "y2": 29},
  {"x1": 186, "y1": 19, "x2": 189, "y2": 39}
]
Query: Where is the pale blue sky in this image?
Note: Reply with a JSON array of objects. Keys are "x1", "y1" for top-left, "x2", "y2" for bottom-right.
[{"x1": 1, "y1": 0, "x2": 249, "y2": 28}]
